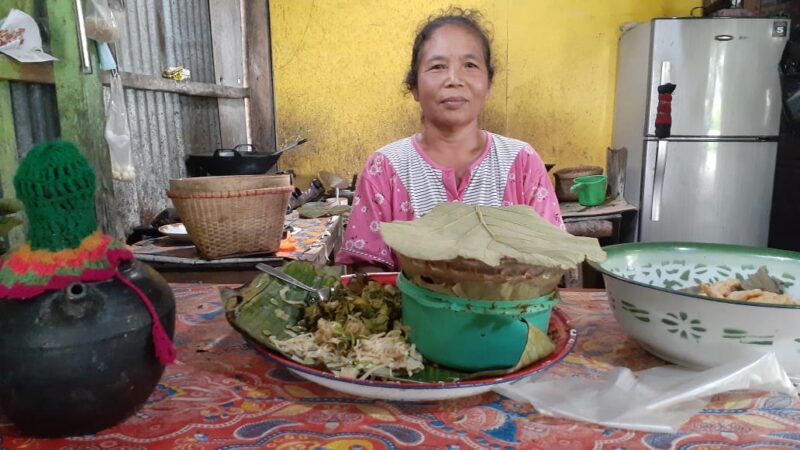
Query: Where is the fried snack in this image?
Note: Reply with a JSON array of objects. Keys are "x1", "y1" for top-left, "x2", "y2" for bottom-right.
[
  {"x1": 726, "y1": 289, "x2": 764, "y2": 301},
  {"x1": 699, "y1": 278, "x2": 741, "y2": 298},
  {"x1": 746, "y1": 291, "x2": 799, "y2": 305},
  {"x1": 697, "y1": 275, "x2": 799, "y2": 305}
]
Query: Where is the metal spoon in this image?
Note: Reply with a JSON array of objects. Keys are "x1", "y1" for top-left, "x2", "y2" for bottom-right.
[{"x1": 255, "y1": 263, "x2": 331, "y2": 303}]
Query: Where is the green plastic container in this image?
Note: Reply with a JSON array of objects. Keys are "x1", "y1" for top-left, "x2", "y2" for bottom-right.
[
  {"x1": 397, "y1": 273, "x2": 559, "y2": 372},
  {"x1": 569, "y1": 174, "x2": 607, "y2": 206}
]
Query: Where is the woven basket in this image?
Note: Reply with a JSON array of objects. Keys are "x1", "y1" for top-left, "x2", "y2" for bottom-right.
[
  {"x1": 399, "y1": 254, "x2": 567, "y2": 300},
  {"x1": 169, "y1": 174, "x2": 291, "y2": 193},
  {"x1": 167, "y1": 175, "x2": 292, "y2": 260}
]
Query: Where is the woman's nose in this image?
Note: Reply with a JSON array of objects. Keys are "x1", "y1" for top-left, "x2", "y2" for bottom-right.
[{"x1": 445, "y1": 67, "x2": 464, "y2": 86}]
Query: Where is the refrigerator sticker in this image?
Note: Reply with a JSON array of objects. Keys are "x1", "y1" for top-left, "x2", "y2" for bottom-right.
[{"x1": 773, "y1": 21, "x2": 788, "y2": 38}]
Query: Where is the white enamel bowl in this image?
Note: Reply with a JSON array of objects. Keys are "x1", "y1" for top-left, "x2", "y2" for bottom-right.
[{"x1": 590, "y1": 242, "x2": 800, "y2": 380}]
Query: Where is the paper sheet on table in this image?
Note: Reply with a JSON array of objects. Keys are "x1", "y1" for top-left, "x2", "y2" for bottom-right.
[
  {"x1": 494, "y1": 352, "x2": 797, "y2": 433},
  {"x1": 0, "y1": 9, "x2": 57, "y2": 62}
]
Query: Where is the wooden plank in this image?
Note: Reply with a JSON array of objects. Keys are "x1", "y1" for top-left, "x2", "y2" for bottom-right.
[
  {"x1": 565, "y1": 219, "x2": 614, "y2": 238},
  {"x1": 99, "y1": 71, "x2": 249, "y2": 99},
  {"x1": 0, "y1": 58, "x2": 54, "y2": 84},
  {"x1": 607, "y1": 147, "x2": 627, "y2": 200},
  {"x1": 244, "y1": 0, "x2": 276, "y2": 153},
  {"x1": 563, "y1": 213, "x2": 622, "y2": 223},
  {"x1": 560, "y1": 198, "x2": 637, "y2": 218},
  {"x1": 209, "y1": 0, "x2": 248, "y2": 148},
  {"x1": 0, "y1": 81, "x2": 24, "y2": 247},
  {"x1": 47, "y1": 0, "x2": 116, "y2": 237}
]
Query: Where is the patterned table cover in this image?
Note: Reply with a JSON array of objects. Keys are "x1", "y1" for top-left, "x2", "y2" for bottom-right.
[{"x1": 1, "y1": 286, "x2": 798, "y2": 450}]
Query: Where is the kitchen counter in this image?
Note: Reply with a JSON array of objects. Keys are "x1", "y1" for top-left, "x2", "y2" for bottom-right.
[
  {"x1": 2, "y1": 286, "x2": 795, "y2": 448},
  {"x1": 130, "y1": 216, "x2": 343, "y2": 283}
]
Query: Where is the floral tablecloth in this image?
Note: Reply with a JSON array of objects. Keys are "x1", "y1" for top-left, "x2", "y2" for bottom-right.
[{"x1": 1, "y1": 286, "x2": 798, "y2": 449}]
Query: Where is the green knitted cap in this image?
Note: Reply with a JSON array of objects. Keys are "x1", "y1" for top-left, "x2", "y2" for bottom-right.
[{"x1": 13, "y1": 141, "x2": 97, "y2": 251}]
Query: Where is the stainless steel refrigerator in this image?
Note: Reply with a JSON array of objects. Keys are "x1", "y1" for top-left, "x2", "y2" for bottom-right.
[{"x1": 612, "y1": 17, "x2": 790, "y2": 246}]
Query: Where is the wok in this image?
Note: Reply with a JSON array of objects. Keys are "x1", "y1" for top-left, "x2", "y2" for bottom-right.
[{"x1": 186, "y1": 139, "x2": 307, "y2": 176}]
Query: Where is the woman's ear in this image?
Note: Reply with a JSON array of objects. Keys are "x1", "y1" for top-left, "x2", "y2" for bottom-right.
[{"x1": 411, "y1": 87, "x2": 420, "y2": 102}]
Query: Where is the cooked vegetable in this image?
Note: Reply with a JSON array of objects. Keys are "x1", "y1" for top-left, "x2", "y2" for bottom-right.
[
  {"x1": 271, "y1": 275, "x2": 422, "y2": 379},
  {"x1": 301, "y1": 275, "x2": 402, "y2": 335},
  {"x1": 269, "y1": 319, "x2": 424, "y2": 379}
]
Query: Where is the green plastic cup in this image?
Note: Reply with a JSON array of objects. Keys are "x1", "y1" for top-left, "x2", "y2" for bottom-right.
[
  {"x1": 569, "y1": 174, "x2": 607, "y2": 206},
  {"x1": 397, "y1": 273, "x2": 558, "y2": 372}
]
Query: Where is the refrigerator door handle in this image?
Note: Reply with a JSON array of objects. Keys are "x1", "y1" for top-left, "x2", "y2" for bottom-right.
[
  {"x1": 651, "y1": 140, "x2": 668, "y2": 222},
  {"x1": 660, "y1": 61, "x2": 671, "y2": 84}
]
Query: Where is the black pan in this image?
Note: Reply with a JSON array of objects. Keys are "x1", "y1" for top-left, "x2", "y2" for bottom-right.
[{"x1": 186, "y1": 140, "x2": 307, "y2": 176}]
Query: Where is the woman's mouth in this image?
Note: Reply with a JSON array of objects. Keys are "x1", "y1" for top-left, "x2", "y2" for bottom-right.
[{"x1": 441, "y1": 97, "x2": 468, "y2": 108}]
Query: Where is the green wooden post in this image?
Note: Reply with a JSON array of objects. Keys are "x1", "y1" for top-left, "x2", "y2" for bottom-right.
[
  {"x1": 47, "y1": 0, "x2": 115, "y2": 234},
  {"x1": 1, "y1": 1, "x2": 36, "y2": 248},
  {"x1": 0, "y1": 81, "x2": 24, "y2": 247},
  {"x1": 0, "y1": 82, "x2": 17, "y2": 197}
]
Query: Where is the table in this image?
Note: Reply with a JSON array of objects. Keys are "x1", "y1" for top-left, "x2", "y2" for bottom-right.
[
  {"x1": 561, "y1": 198, "x2": 638, "y2": 287},
  {"x1": 131, "y1": 216, "x2": 343, "y2": 283},
  {"x1": 1, "y1": 287, "x2": 797, "y2": 449},
  {"x1": 561, "y1": 197, "x2": 638, "y2": 243}
]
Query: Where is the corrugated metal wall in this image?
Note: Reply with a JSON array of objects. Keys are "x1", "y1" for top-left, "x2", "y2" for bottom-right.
[
  {"x1": 9, "y1": 0, "x2": 223, "y2": 239},
  {"x1": 9, "y1": 82, "x2": 60, "y2": 156},
  {"x1": 110, "y1": 0, "x2": 221, "y2": 236}
]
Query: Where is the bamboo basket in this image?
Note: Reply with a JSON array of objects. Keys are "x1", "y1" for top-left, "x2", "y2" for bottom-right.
[
  {"x1": 399, "y1": 254, "x2": 566, "y2": 300},
  {"x1": 167, "y1": 175, "x2": 292, "y2": 259},
  {"x1": 553, "y1": 166, "x2": 603, "y2": 202}
]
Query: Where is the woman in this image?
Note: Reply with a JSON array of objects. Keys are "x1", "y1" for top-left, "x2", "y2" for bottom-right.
[{"x1": 337, "y1": 9, "x2": 563, "y2": 272}]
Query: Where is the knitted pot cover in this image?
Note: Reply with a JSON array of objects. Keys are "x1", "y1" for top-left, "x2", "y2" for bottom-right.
[{"x1": 0, "y1": 141, "x2": 175, "y2": 364}]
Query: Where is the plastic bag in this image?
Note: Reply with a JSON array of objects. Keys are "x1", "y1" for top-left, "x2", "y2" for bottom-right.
[
  {"x1": 0, "y1": 9, "x2": 56, "y2": 62},
  {"x1": 84, "y1": 0, "x2": 119, "y2": 42},
  {"x1": 105, "y1": 74, "x2": 135, "y2": 181},
  {"x1": 494, "y1": 352, "x2": 797, "y2": 433}
]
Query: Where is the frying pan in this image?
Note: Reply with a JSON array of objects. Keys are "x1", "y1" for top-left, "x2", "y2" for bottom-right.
[{"x1": 185, "y1": 139, "x2": 307, "y2": 176}]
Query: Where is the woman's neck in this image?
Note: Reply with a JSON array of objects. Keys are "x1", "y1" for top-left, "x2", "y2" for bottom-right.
[
  {"x1": 417, "y1": 123, "x2": 486, "y2": 186},
  {"x1": 418, "y1": 123, "x2": 485, "y2": 167}
]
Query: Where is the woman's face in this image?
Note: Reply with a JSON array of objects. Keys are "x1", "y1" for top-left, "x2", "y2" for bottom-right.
[{"x1": 412, "y1": 24, "x2": 491, "y2": 130}]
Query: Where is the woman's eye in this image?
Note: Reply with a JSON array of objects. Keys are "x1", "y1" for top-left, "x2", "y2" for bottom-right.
[
  {"x1": 429, "y1": 64, "x2": 445, "y2": 70},
  {"x1": 465, "y1": 62, "x2": 479, "y2": 69}
]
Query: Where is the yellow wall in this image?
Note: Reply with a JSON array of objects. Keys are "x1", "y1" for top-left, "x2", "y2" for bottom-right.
[{"x1": 270, "y1": 1, "x2": 699, "y2": 186}]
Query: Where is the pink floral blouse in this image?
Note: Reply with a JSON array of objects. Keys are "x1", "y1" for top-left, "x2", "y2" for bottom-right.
[{"x1": 336, "y1": 132, "x2": 564, "y2": 269}]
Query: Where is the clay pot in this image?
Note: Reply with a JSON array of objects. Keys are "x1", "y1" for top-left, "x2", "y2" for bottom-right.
[
  {"x1": 0, "y1": 260, "x2": 175, "y2": 437},
  {"x1": 553, "y1": 166, "x2": 603, "y2": 202}
]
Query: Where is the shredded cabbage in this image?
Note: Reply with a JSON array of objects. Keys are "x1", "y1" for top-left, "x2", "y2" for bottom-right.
[{"x1": 270, "y1": 318, "x2": 423, "y2": 380}]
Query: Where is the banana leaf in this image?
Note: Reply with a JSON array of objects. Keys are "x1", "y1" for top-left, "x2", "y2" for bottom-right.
[
  {"x1": 223, "y1": 261, "x2": 342, "y2": 347},
  {"x1": 298, "y1": 204, "x2": 350, "y2": 219},
  {"x1": 380, "y1": 203, "x2": 606, "y2": 269}
]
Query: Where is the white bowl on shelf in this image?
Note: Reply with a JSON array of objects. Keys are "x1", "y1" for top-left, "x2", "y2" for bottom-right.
[{"x1": 158, "y1": 223, "x2": 192, "y2": 243}]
